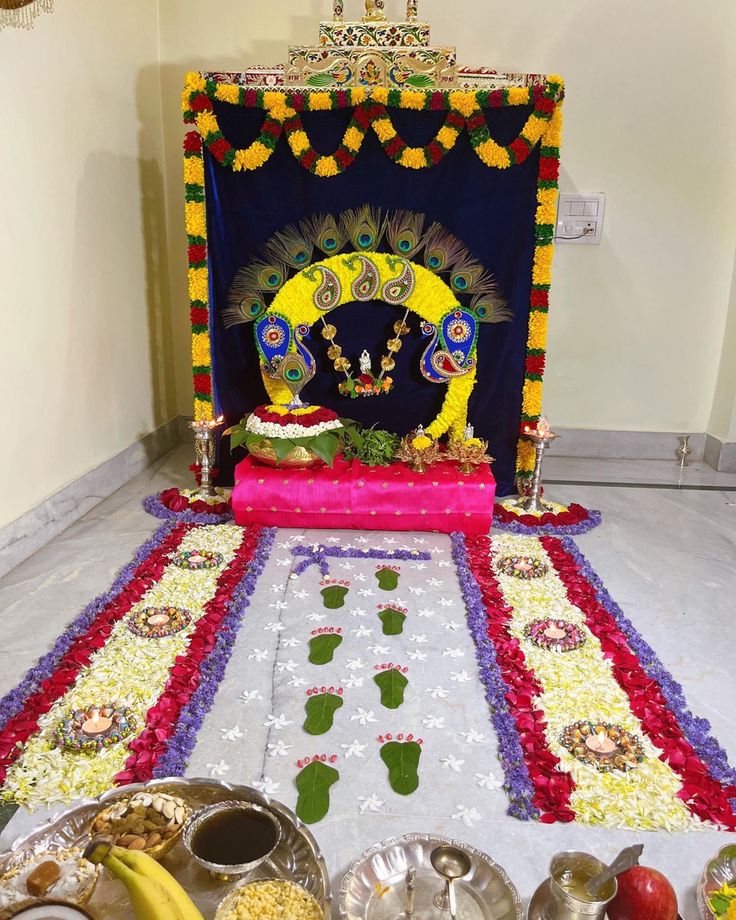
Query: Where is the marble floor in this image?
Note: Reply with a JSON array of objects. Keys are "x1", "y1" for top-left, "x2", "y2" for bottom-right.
[{"x1": 1, "y1": 443, "x2": 735, "y2": 918}]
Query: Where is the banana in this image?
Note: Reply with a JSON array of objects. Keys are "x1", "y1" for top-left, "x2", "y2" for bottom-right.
[{"x1": 84, "y1": 838, "x2": 204, "y2": 920}]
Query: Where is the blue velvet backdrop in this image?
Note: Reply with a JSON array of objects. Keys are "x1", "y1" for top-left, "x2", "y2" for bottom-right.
[{"x1": 204, "y1": 101, "x2": 539, "y2": 495}]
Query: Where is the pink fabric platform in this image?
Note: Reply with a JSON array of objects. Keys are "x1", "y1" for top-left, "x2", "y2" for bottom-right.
[{"x1": 232, "y1": 455, "x2": 495, "y2": 534}]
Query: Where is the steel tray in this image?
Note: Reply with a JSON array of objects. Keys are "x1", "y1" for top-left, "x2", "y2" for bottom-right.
[{"x1": 0, "y1": 777, "x2": 331, "y2": 919}]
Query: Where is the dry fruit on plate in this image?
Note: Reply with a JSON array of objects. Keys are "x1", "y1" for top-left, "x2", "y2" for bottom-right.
[{"x1": 89, "y1": 792, "x2": 189, "y2": 857}]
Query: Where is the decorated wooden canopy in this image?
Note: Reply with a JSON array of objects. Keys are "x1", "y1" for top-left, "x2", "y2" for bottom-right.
[{"x1": 182, "y1": 1, "x2": 563, "y2": 491}]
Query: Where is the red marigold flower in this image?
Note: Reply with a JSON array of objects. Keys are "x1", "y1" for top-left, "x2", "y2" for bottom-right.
[
  {"x1": 188, "y1": 244, "x2": 207, "y2": 264},
  {"x1": 243, "y1": 88, "x2": 258, "y2": 108},
  {"x1": 209, "y1": 137, "x2": 231, "y2": 161},
  {"x1": 510, "y1": 137, "x2": 530, "y2": 163},
  {"x1": 539, "y1": 157, "x2": 560, "y2": 181},
  {"x1": 190, "y1": 93, "x2": 213, "y2": 113},
  {"x1": 183, "y1": 132, "x2": 202, "y2": 153},
  {"x1": 530, "y1": 290, "x2": 549, "y2": 308},
  {"x1": 525, "y1": 354, "x2": 546, "y2": 376},
  {"x1": 190, "y1": 306, "x2": 209, "y2": 326},
  {"x1": 193, "y1": 373, "x2": 212, "y2": 394},
  {"x1": 334, "y1": 147, "x2": 353, "y2": 168},
  {"x1": 429, "y1": 91, "x2": 446, "y2": 111},
  {"x1": 385, "y1": 136, "x2": 405, "y2": 158}
]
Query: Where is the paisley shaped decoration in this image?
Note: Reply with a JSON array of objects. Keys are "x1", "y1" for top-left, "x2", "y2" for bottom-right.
[
  {"x1": 294, "y1": 324, "x2": 317, "y2": 378},
  {"x1": 221, "y1": 290, "x2": 268, "y2": 328},
  {"x1": 381, "y1": 257, "x2": 416, "y2": 305},
  {"x1": 419, "y1": 322, "x2": 447, "y2": 384},
  {"x1": 431, "y1": 349, "x2": 475, "y2": 378},
  {"x1": 345, "y1": 254, "x2": 381, "y2": 301},
  {"x1": 304, "y1": 264, "x2": 342, "y2": 311},
  {"x1": 256, "y1": 314, "x2": 292, "y2": 366},
  {"x1": 441, "y1": 309, "x2": 477, "y2": 368}
]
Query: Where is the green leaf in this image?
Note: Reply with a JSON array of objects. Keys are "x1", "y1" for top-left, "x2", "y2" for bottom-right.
[
  {"x1": 295, "y1": 759, "x2": 340, "y2": 824},
  {"x1": 373, "y1": 669, "x2": 408, "y2": 709},
  {"x1": 229, "y1": 428, "x2": 250, "y2": 451},
  {"x1": 308, "y1": 632, "x2": 343, "y2": 665},
  {"x1": 375, "y1": 568, "x2": 400, "y2": 591},
  {"x1": 303, "y1": 692, "x2": 344, "y2": 735},
  {"x1": 271, "y1": 437, "x2": 296, "y2": 461},
  {"x1": 345, "y1": 426, "x2": 363, "y2": 451},
  {"x1": 310, "y1": 432, "x2": 340, "y2": 467},
  {"x1": 379, "y1": 740, "x2": 421, "y2": 795},
  {"x1": 306, "y1": 73, "x2": 336, "y2": 87},
  {"x1": 378, "y1": 607, "x2": 406, "y2": 636},
  {"x1": 405, "y1": 74, "x2": 434, "y2": 88}
]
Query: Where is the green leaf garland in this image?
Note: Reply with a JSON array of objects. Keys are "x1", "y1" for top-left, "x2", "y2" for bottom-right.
[
  {"x1": 379, "y1": 738, "x2": 422, "y2": 795},
  {"x1": 373, "y1": 668, "x2": 408, "y2": 709},
  {"x1": 295, "y1": 758, "x2": 339, "y2": 824},
  {"x1": 308, "y1": 630, "x2": 343, "y2": 665},
  {"x1": 303, "y1": 690, "x2": 344, "y2": 735}
]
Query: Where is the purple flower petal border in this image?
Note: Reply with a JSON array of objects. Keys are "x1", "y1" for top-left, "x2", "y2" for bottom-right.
[
  {"x1": 290, "y1": 542, "x2": 432, "y2": 577},
  {"x1": 0, "y1": 521, "x2": 178, "y2": 735},
  {"x1": 143, "y1": 491, "x2": 233, "y2": 525},
  {"x1": 450, "y1": 531, "x2": 539, "y2": 821},
  {"x1": 153, "y1": 526, "x2": 276, "y2": 777},
  {"x1": 560, "y1": 536, "x2": 736, "y2": 794},
  {"x1": 493, "y1": 506, "x2": 602, "y2": 536}
]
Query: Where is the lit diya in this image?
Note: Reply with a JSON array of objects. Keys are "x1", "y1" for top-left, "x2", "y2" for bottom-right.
[
  {"x1": 560, "y1": 720, "x2": 645, "y2": 773},
  {"x1": 128, "y1": 606, "x2": 192, "y2": 638},
  {"x1": 172, "y1": 549, "x2": 224, "y2": 570},
  {"x1": 525, "y1": 618, "x2": 586, "y2": 652},
  {"x1": 497, "y1": 555, "x2": 548, "y2": 579},
  {"x1": 53, "y1": 705, "x2": 136, "y2": 754}
]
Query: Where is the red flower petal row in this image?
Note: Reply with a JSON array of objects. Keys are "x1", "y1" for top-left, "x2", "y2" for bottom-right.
[
  {"x1": 252, "y1": 405, "x2": 338, "y2": 427},
  {"x1": 466, "y1": 535, "x2": 576, "y2": 822},
  {"x1": 541, "y1": 536, "x2": 736, "y2": 830},
  {"x1": 114, "y1": 527, "x2": 262, "y2": 785},
  {"x1": 0, "y1": 525, "x2": 189, "y2": 783},
  {"x1": 495, "y1": 502, "x2": 592, "y2": 529},
  {"x1": 159, "y1": 487, "x2": 230, "y2": 516}
]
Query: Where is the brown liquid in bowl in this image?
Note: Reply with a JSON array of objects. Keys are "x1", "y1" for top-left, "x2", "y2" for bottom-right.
[{"x1": 190, "y1": 809, "x2": 278, "y2": 866}]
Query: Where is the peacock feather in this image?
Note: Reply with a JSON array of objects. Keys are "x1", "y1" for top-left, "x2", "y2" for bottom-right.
[
  {"x1": 303, "y1": 213, "x2": 346, "y2": 256},
  {"x1": 386, "y1": 209, "x2": 425, "y2": 259},
  {"x1": 422, "y1": 222, "x2": 466, "y2": 273},
  {"x1": 470, "y1": 292, "x2": 513, "y2": 323},
  {"x1": 265, "y1": 225, "x2": 314, "y2": 269},
  {"x1": 236, "y1": 260, "x2": 287, "y2": 292},
  {"x1": 341, "y1": 205, "x2": 385, "y2": 252},
  {"x1": 222, "y1": 287, "x2": 268, "y2": 328},
  {"x1": 448, "y1": 255, "x2": 489, "y2": 295}
]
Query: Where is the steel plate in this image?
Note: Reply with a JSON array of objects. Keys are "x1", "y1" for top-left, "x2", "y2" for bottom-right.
[{"x1": 339, "y1": 833, "x2": 521, "y2": 920}]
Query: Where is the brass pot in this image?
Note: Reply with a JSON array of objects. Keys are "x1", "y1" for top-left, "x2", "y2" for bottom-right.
[{"x1": 247, "y1": 438, "x2": 324, "y2": 470}]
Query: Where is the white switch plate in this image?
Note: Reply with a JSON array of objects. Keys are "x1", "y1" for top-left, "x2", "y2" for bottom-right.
[{"x1": 556, "y1": 192, "x2": 605, "y2": 245}]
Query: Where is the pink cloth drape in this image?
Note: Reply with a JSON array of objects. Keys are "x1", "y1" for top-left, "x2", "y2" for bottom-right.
[{"x1": 232, "y1": 456, "x2": 495, "y2": 533}]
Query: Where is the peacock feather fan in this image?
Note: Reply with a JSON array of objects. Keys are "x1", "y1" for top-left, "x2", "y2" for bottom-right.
[
  {"x1": 303, "y1": 213, "x2": 346, "y2": 256},
  {"x1": 341, "y1": 205, "x2": 385, "y2": 252},
  {"x1": 265, "y1": 225, "x2": 314, "y2": 269},
  {"x1": 224, "y1": 205, "x2": 512, "y2": 328},
  {"x1": 386, "y1": 209, "x2": 425, "y2": 259}
]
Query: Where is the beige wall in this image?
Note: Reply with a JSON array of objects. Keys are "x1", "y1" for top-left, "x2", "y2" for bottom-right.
[
  {"x1": 159, "y1": 0, "x2": 736, "y2": 435},
  {"x1": 0, "y1": 0, "x2": 178, "y2": 529}
]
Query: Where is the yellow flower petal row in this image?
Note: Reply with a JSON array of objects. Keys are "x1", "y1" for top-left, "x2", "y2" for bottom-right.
[
  {"x1": 493, "y1": 534, "x2": 695, "y2": 831},
  {"x1": 3, "y1": 526, "x2": 244, "y2": 808}
]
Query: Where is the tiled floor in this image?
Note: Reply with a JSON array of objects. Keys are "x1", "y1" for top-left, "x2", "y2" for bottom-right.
[{"x1": 1, "y1": 444, "x2": 734, "y2": 917}]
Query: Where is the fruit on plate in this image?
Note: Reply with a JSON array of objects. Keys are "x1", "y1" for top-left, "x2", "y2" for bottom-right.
[
  {"x1": 84, "y1": 838, "x2": 203, "y2": 920},
  {"x1": 608, "y1": 866, "x2": 678, "y2": 920}
]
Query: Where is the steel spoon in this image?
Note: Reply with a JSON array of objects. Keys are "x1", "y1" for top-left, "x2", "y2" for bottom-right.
[
  {"x1": 586, "y1": 844, "x2": 644, "y2": 899},
  {"x1": 430, "y1": 845, "x2": 472, "y2": 919}
]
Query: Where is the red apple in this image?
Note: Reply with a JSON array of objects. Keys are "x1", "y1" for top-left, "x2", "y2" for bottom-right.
[{"x1": 608, "y1": 866, "x2": 678, "y2": 920}]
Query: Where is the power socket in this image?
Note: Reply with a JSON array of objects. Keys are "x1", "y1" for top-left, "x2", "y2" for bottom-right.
[{"x1": 556, "y1": 193, "x2": 605, "y2": 245}]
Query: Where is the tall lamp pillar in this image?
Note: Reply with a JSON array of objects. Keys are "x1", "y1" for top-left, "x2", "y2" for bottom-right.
[
  {"x1": 515, "y1": 417, "x2": 558, "y2": 514},
  {"x1": 406, "y1": 0, "x2": 418, "y2": 21},
  {"x1": 189, "y1": 417, "x2": 223, "y2": 497}
]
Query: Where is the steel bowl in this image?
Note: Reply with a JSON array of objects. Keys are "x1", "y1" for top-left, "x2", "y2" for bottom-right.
[
  {"x1": 697, "y1": 844, "x2": 736, "y2": 918},
  {"x1": 214, "y1": 877, "x2": 323, "y2": 920},
  {"x1": 183, "y1": 800, "x2": 282, "y2": 881}
]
